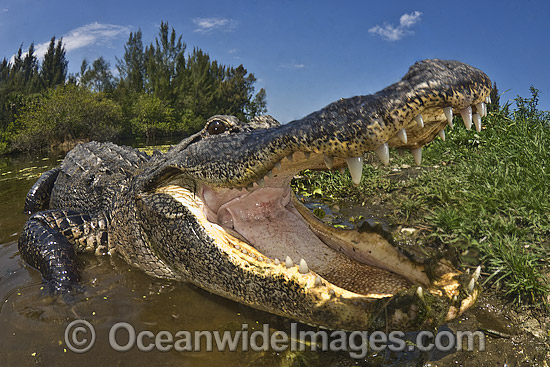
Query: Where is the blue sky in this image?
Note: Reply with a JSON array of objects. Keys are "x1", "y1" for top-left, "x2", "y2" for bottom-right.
[{"x1": 1, "y1": 0, "x2": 549, "y2": 123}]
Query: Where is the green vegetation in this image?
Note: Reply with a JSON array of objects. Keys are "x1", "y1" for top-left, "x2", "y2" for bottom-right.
[
  {"x1": 293, "y1": 89, "x2": 550, "y2": 309},
  {"x1": 11, "y1": 85, "x2": 123, "y2": 151},
  {"x1": 0, "y1": 21, "x2": 266, "y2": 153}
]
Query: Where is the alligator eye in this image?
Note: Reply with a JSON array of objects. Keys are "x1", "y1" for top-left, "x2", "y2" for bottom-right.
[{"x1": 207, "y1": 120, "x2": 227, "y2": 135}]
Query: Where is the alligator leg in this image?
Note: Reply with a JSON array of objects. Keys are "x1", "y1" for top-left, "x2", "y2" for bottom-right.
[
  {"x1": 24, "y1": 167, "x2": 60, "y2": 214},
  {"x1": 18, "y1": 210, "x2": 109, "y2": 292}
]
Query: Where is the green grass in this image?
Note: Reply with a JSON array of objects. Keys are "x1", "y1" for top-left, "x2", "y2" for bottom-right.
[{"x1": 293, "y1": 101, "x2": 550, "y2": 309}]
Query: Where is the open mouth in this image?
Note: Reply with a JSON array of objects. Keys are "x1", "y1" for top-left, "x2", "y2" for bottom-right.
[{"x1": 197, "y1": 152, "x2": 425, "y2": 298}]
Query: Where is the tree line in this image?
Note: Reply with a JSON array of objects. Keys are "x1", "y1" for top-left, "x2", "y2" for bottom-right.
[{"x1": 0, "y1": 22, "x2": 267, "y2": 153}]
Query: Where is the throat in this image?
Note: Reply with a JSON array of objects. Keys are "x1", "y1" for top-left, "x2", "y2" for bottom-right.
[{"x1": 201, "y1": 184, "x2": 412, "y2": 296}]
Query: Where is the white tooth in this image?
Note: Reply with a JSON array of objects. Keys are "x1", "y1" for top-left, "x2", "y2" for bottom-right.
[
  {"x1": 266, "y1": 170, "x2": 273, "y2": 178},
  {"x1": 286, "y1": 153, "x2": 294, "y2": 162},
  {"x1": 397, "y1": 128, "x2": 407, "y2": 144},
  {"x1": 415, "y1": 114, "x2": 424, "y2": 128},
  {"x1": 315, "y1": 276, "x2": 322, "y2": 286},
  {"x1": 474, "y1": 266, "x2": 481, "y2": 281},
  {"x1": 476, "y1": 102, "x2": 486, "y2": 117},
  {"x1": 453, "y1": 295, "x2": 458, "y2": 302},
  {"x1": 473, "y1": 113, "x2": 482, "y2": 132},
  {"x1": 338, "y1": 167, "x2": 346, "y2": 174},
  {"x1": 285, "y1": 256, "x2": 294, "y2": 268},
  {"x1": 468, "y1": 278, "x2": 475, "y2": 293},
  {"x1": 438, "y1": 129, "x2": 445, "y2": 141},
  {"x1": 324, "y1": 155, "x2": 334, "y2": 169},
  {"x1": 460, "y1": 106, "x2": 472, "y2": 130},
  {"x1": 235, "y1": 244, "x2": 240, "y2": 250},
  {"x1": 443, "y1": 107, "x2": 454, "y2": 128},
  {"x1": 486, "y1": 96, "x2": 491, "y2": 104},
  {"x1": 275, "y1": 161, "x2": 281, "y2": 169},
  {"x1": 274, "y1": 258, "x2": 280, "y2": 265},
  {"x1": 475, "y1": 102, "x2": 483, "y2": 115},
  {"x1": 304, "y1": 152, "x2": 311, "y2": 159},
  {"x1": 256, "y1": 178, "x2": 265, "y2": 188},
  {"x1": 416, "y1": 286, "x2": 424, "y2": 299},
  {"x1": 375, "y1": 143, "x2": 390, "y2": 166},
  {"x1": 411, "y1": 148, "x2": 422, "y2": 165},
  {"x1": 299, "y1": 259, "x2": 309, "y2": 274},
  {"x1": 346, "y1": 156, "x2": 363, "y2": 185}
]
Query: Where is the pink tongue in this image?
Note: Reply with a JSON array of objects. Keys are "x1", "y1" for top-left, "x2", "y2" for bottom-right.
[
  {"x1": 213, "y1": 187, "x2": 413, "y2": 294},
  {"x1": 217, "y1": 188, "x2": 333, "y2": 265}
]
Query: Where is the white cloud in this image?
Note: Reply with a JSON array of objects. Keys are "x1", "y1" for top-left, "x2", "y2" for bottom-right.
[
  {"x1": 32, "y1": 22, "x2": 131, "y2": 58},
  {"x1": 193, "y1": 17, "x2": 237, "y2": 33},
  {"x1": 280, "y1": 63, "x2": 305, "y2": 70},
  {"x1": 368, "y1": 11, "x2": 422, "y2": 41},
  {"x1": 1, "y1": 8, "x2": 8, "y2": 13},
  {"x1": 399, "y1": 11, "x2": 422, "y2": 27}
]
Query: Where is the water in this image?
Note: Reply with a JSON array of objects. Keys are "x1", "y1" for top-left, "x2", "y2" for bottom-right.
[{"x1": 0, "y1": 151, "x2": 517, "y2": 366}]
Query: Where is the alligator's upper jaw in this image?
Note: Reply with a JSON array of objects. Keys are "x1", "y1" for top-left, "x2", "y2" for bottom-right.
[{"x1": 168, "y1": 59, "x2": 491, "y2": 189}]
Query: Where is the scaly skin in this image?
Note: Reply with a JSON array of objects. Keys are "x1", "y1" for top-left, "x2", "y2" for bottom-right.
[{"x1": 20, "y1": 59, "x2": 490, "y2": 330}]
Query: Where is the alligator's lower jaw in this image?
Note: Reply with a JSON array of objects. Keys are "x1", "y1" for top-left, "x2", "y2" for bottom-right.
[{"x1": 156, "y1": 176, "x2": 480, "y2": 330}]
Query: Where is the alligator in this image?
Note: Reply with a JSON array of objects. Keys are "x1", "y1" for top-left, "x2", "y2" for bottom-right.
[{"x1": 19, "y1": 59, "x2": 491, "y2": 331}]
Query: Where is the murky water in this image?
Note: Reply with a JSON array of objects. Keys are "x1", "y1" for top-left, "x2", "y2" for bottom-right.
[{"x1": 1, "y1": 151, "x2": 526, "y2": 366}]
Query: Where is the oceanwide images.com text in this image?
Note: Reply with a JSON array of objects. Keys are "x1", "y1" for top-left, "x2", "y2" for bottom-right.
[{"x1": 65, "y1": 320, "x2": 486, "y2": 358}]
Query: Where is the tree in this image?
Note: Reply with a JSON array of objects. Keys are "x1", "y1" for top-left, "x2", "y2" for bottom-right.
[
  {"x1": 40, "y1": 37, "x2": 67, "y2": 88},
  {"x1": 80, "y1": 57, "x2": 116, "y2": 93},
  {"x1": 0, "y1": 44, "x2": 40, "y2": 95},
  {"x1": 130, "y1": 93, "x2": 176, "y2": 143},
  {"x1": 216, "y1": 64, "x2": 267, "y2": 120},
  {"x1": 488, "y1": 81, "x2": 500, "y2": 112},
  {"x1": 116, "y1": 30, "x2": 145, "y2": 93},
  {"x1": 248, "y1": 87, "x2": 267, "y2": 118},
  {"x1": 179, "y1": 48, "x2": 218, "y2": 122},
  {"x1": 0, "y1": 43, "x2": 42, "y2": 149},
  {"x1": 178, "y1": 48, "x2": 267, "y2": 124},
  {"x1": 144, "y1": 21, "x2": 186, "y2": 104},
  {"x1": 12, "y1": 84, "x2": 122, "y2": 151},
  {"x1": 514, "y1": 86, "x2": 548, "y2": 121},
  {"x1": 13, "y1": 43, "x2": 41, "y2": 93}
]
